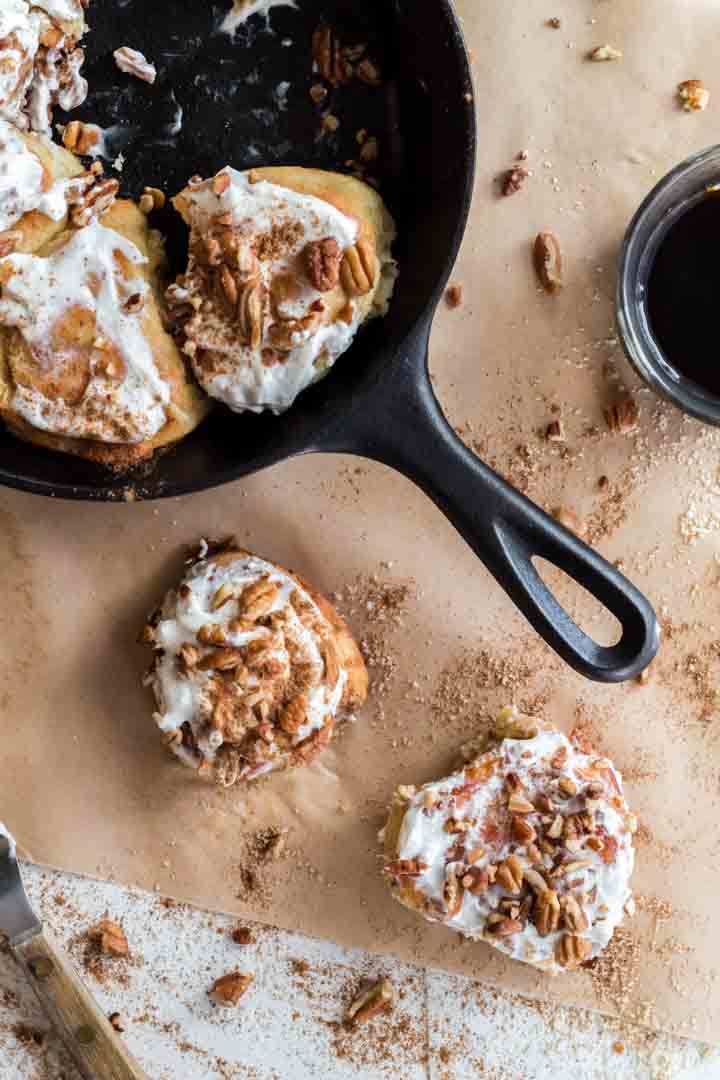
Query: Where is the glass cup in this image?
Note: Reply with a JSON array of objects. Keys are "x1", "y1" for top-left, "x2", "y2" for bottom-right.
[{"x1": 616, "y1": 144, "x2": 720, "y2": 426}]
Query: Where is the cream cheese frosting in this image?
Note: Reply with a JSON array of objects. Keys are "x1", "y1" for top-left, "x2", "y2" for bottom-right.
[
  {"x1": 384, "y1": 709, "x2": 636, "y2": 975},
  {"x1": 0, "y1": 117, "x2": 74, "y2": 231},
  {"x1": 0, "y1": 220, "x2": 170, "y2": 443},
  {"x1": 168, "y1": 167, "x2": 396, "y2": 415},
  {"x1": 144, "y1": 547, "x2": 361, "y2": 787}
]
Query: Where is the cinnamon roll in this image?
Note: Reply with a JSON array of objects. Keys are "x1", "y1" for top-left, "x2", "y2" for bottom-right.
[
  {"x1": 168, "y1": 166, "x2": 397, "y2": 415},
  {"x1": 0, "y1": 193, "x2": 210, "y2": 466},
  {"x1": 142, "y1": 542, "x2": 368, "y2": 787},
  {"x1": 0, "y1": 0, "x2": 89, "y2": 135},
  {"x1": 382, "y1": 708, "x2": 637, "y2": 974}
]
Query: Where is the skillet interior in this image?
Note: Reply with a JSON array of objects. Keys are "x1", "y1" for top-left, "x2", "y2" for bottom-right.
[{"x1": 0, "y1": 0, "x2": 474, "y2": 498}]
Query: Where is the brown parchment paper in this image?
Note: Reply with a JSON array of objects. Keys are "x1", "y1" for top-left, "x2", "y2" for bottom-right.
[{"x1": 2, "y1": 0, "x2": 720, "y2": 1044}]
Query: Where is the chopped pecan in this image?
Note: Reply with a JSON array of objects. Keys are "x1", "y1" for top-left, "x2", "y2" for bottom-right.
[
  {"x1": 461, "y1": 865, "x2": 492, "y2": 894},
  {"x1": 279, "y1": 695, "x2": 307, "y2": 734},
  {"x1": 240, "y1": 579, "x2": 278, "y2": 620},
  {"x1": 507, "y1": 792, "x2": 535, "y2": 814},
  {"x1": 67, "y1": 167, "x2": 119, "y2": 229},
  {"x1": 0, "y1": 230, "x2": 21, "y2": 258},
  {"x1": 560, "y1": 894, "x2": 589, "y2": 932},
  {"x1": 89, "y1": 919, "x2": 128, "y2": 958},
  {"x1": 511, "y1": 816, "x2": 536, "y2": 844},
  {"x1": 356, "y1": 57, "x2": 383, "y2": 86},
  {"x1": 495, "y1": 854, "x2": 524, "y2": 894},
  {"x1": 196, "y1": 647, "x2": 245, "y2": 672},
  {"x1": 62, "y1": 120, "x2": 101, "y2": 155},
  {"x1": 384, "y1": 858, "x2": 428, "y2": 878},
  {"x1": 604, "y1": 397, "x2": 639, "y2": 434},
  {"x1": 588, "y1": 44, "x2": 623, "y2": 62},
  {"x1": 486, "y1": 914, "x2": 523, "y2": 937},
  {"x1": 444, "y1": 868, "x2": 464, "y2": 916},
  {"x1": 678, "y1": 79, "x2": 710, "y2": 112},
  {"x1": 113, "y1": 46, "x2": 157, "y2": 84},
  {"x1": 304, "y1": 237, "x2": 342, "y2": 291},
  {"x1": 238, "y1": 281, "x2": 265, "y2": 351},
  {"x1": 210, "y1": 971, "x2": 254, "y2": 1006},
  {"x1": 501, "y1": 166, "x2": 529, "y2": 196},
  {"x1": 345, "y1": 977, "x2": 394, "y2": 1027},
  {"x1": 494, "y1": 708, "x2": 539, "y2": 741}
]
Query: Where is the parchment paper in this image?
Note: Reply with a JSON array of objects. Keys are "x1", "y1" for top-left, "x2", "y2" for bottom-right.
[{"x1": 2, "y1": 0, "x2": 720, "y2": 1043}]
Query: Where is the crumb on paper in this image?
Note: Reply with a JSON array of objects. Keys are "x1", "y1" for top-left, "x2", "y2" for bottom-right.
[
  {"x1": 678, "y1": 79, "x2": 710, "y2": 112},
  {"x1": 445, "y1": 284, "x2": 463, "y2": 309},
  {"x1": 501, "y1": 166, "x2": 529, "y2": 196},
  {"x1": 588, "y1": 45, "x2": 623, "y2": 62}
]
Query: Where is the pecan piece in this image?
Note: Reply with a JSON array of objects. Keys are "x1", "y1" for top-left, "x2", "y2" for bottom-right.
[
  {"x1": 345, "y1": 977, "x2": 394, "y2": 1027},
  {"x1": 560, "y1": 894, "x2": 589, "y2": 932},
  {"x1": 588, "y1": 45, "x2": 623, "y2": 62},
  {"x1": 534, "y1": 231, "x2": 563, "y2": 293},
  {"x1": 678, "y1": 79, "x2": 710, "y2": 112},
  {"x1": 67, "y1": 167, "x2": 119, "y2": 229},
  {"x1": 356, "y1": 57, "x2": 383, "y2": 87},
  {"x1": 501, "y1": 166, "x2": 529, "y2": 196},
  {"x1": 279, "y1": 694, "x2": 307, "y2": 735},
  {"x1": 494, "y1": 707, "x2": 539, "y2": 741},
  {"x1": 89, "y1": 919, "x2": 129, "y2": 958},
  {"x1": 239, "y1": 579, "x2": 278, "y2": 620},
  {"x1": 604, "y1": 397, "x2": 639, "y2": 434},
  {"x1": 113, "y1": 46, "x2": 157, "y2": 84},
  {"x1": 534, "y1": 888, "x2": 560, "y2": 936},
  {"x1": 486, "y1": 914, "x2": 523, "y2": 937},
  {"x1": 495, "y1": 854, "x2": 524, "y2": 894},
  {"x1": 340, "y1": 239, "x2": 377, "y2": 296},
  {"x1": 210, "y1": 971, "x2": 254, "y2": 1006},
  {"x1": 62, "y1": 120, "x2": 101, "y2": 155},
  {"x1": 238, "y1": 281, "x2": 264, "y2": 351},
  {"x1": 312, "y1": 24, "x2": 352, "y2": 86},
  {"x1": 196, "y1": 647, "x2": 245, "y2": 672},
  {"x1": 555, "y1": 933, "x2": 592, "y2": 967},
  {"x1": 511, "y1": 816, "x2": 536, "y2": 844},
  {"x1": 304, "y1": 237, "x2": 342, "y2": 292},
  {"x1": 443, "y1": 868, "x2": 464, "y2": 916},
  {"x1": 0, "y1": 230, "x2": 21, "y2": 258}
]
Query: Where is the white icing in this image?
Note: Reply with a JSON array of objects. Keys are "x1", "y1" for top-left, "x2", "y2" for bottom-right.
[
  {"x1": 0, "y1": 221, "x2": 170, "y2": 443},
  {"x1": 175, "y1": 167, "x2": 395, "y2": 414},
  {"x1": 149, "y1": 552, "x2": 348, "y2": 782},
  {"x1": 391, "y1": 722, "x2": 635, "y2": 974},
  {"x1": 221, "y1": 0, "x2": 297, "y2": 34},
  {"x1": 0, "y1": 1, "x2": 40, "y2": 129},
  {"x1": 0, "y1": 821, "x2": 17, "y2": 860},
  {"x1": 0, "y1": 117, "x2": 72, "y2": 230},
  {"x1": 0, "y1": 1, "x2": 87, "y2": 135}
]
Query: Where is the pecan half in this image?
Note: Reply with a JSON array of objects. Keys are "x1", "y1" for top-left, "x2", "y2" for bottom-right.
[
  {"x1": 495, "y1": 854, "x2": 524, "y2": 894},
  {"x1": 560, "y1": 894, "x2": 589, "y2": 932},
  {"x1": 534, "y1": 888, "x2": 560, "y2": 936},
  {"x1": 555, "y1": 933, "x2": 592, "y2": 967},
  {"x1": 210, "y1": 971, "x2": 254, "y2": 1006},
  {"x1": 238, "y1": 281, "x2": 265, "y2": 351},
  {"x1": 312, "y1": 24, "x2": 352, "y2": 86},
  {"x1": 62, "y1": 120, "x2": 101, "y2": 155},
  {"x1": 239, "y1": 579, "x2": 278, "y2": 620},
  {"x1": 304, "y1": 237, "x2": 342, "y2": 291},
  {"x1": 678, "y1": 79, "x2": 710, "y2": 112},
  {"x1": 340, "y1": 239, "x2": 377, "y2": 296},
  {"x1": 279, "y1": 695, "x2": 307, "y2": 734}
]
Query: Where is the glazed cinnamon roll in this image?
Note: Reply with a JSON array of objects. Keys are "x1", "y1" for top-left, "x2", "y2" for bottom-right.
[
  {"x1": 142, "y1": 542, "x2": 368, "y2": 786},
  {"x1": 168, "y1": 166, "x2": 397, "y2": 415},
  {"x1": 383, "y1": 708, "x2": 637, "y2": 974},
  {"x1": 0, "y1": 0, "x2": 89, "y2": 135},
  {"x1": 0, "y1": 187, "x2": 210, "y2": 466}
]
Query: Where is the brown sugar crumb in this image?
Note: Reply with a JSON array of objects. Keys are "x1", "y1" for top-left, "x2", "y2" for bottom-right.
[
  {"x1": 231, "y1": 926, "x2": 254, "y2": 946},
  {"x1": 445, "y1": 284, "x2": 463, "y2": 308},
  {"x1": 254, "y1": 221, "x2": 304, "y2": 261},
  {"x1": 612, "y1": 1041, "x2": 625, "y2": 1054},
  {"x1": 547, "y1": 17, "x2": 561, "y2": 28},
  {"x1": 236, "y1": 827, "x2": 290, "y2": 908},
  {"x1": 89, "y1": 918, "x2": 129, "y2": 959},
  {"x1": 587, "y1": 927, "x2": 642, "y2": 1016},
  {"x1": 210, "y1": 971, "x2": 254, "y2": 1007}
]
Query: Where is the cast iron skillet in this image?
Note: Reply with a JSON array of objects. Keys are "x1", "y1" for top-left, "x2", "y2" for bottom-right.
[{"x1": 0, "y1": 0, "x2": 659, "y2": 681}]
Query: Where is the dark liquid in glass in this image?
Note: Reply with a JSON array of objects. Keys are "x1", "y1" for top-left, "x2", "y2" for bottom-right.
[{"x1": 647, "y1": 194, "x2": 720, "y2": 396}]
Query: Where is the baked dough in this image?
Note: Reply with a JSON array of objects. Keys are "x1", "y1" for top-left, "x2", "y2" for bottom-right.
[
  {"x1": 0, "y1": 166, "x2": 210, "y2": 466},
  {"x1": 168, "y1": 165, "x2": 397, "y2": 414},
  {"x1": 0, "y1": 0, "x2": 88, "y2": 135},
  {"x1": 383, "y1": 708, "x2": 636, "y2": 974},
  {"x1": 142, "y1": 541, "x2": 368, "y2": 787}
]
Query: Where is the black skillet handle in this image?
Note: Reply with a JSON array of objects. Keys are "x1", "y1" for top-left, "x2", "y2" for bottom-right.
[{"x1": 326, "y1": 324, "x2": 659, "y2": 682}]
